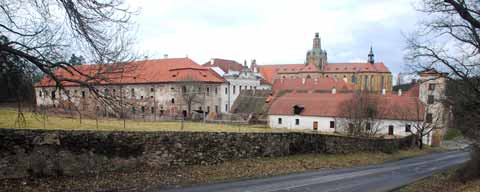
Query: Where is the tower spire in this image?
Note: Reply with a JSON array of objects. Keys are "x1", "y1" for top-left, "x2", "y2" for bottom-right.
[
  {"x1": 313, "y1": 32, "x2": 321, "y2": 49},
  {"x1": 368, "y1": 46, "x2": 375, "y2": 64}
]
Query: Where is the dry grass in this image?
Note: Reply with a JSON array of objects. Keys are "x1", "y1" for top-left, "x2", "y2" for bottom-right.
[
  {"x1": 1, "y1": 148, "x2": 437, "y2": 192},
  {"x1": 0, "y1": 109, "x2": 328, "y2": 134},
  {"x1": 398, "y1": 167, "x2": 480, "y2": 192}
]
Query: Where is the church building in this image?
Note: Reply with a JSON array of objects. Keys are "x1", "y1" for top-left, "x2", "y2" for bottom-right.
[{"x1": 257, "y1": 33, "x2": 393, "y2": 92}]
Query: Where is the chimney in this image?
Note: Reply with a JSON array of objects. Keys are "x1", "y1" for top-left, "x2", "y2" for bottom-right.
[
  {"x1": 302, "y1": 78, "x2": 306, "y2": 85},
  {"x1": 163, "y1": 54, "x2": 168, "y2": 59},
  {"x1": 332, "y1": 87, "x2": 337, "y2": 94},
  {"x1": 382, "y1": 88, "x2": 386, "y2": 95},
  {"x1": 398, "y1": 89, "x2": 402, "y2": 96}
]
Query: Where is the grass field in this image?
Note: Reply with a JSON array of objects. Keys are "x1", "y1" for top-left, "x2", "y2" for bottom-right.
[{"x1": 0, "y1": 109, "x2": 319, "y2": 133}]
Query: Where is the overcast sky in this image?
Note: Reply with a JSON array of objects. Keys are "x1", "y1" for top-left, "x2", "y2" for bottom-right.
[{"x1": 128, "y1": 0, "x2": 421, "y2": 74}]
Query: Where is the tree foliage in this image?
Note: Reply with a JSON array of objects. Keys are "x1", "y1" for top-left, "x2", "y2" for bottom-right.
[{"x1": 406, "y1": 0, "x2": 480, "y2": 180}]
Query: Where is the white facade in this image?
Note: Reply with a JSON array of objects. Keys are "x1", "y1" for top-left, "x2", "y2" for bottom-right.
[
  {"x1": 269, "y1": 115, "x2": 432, "y2": 145},
  {"x1": 209, "y1": 66, "x2": 268, "y2": 113}
]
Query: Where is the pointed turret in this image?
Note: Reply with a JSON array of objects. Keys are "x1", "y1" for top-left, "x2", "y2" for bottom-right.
[{"x1": 368, "y1": 46, "x2": 375, "y2": 64}]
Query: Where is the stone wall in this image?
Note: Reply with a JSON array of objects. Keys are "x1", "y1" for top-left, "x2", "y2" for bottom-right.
[{"x1": 0, "y1": 129, "x2": 414, "y2": 179}]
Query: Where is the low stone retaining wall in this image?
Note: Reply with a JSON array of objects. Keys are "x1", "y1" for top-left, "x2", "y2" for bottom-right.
[{"x1": 0, "y1": 129, "x2": 414, "y2": 179}]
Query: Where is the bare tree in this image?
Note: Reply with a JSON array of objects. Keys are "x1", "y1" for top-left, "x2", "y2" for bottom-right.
[
  {"x1": 0, "y1": 0, "x2": 138, "y2": 121},
  {"x1": 406, "y1": 0, "x2": 480, "y2": 180},
  {"x1": 338, "y1": 91, "x2": 384, "y2": 137},
  {"x1": 396, "y1": 97, "x2": 441, "y2": 149},
  {"x1": 180, "y1": 82, "x2": 206, "y2": 119}
]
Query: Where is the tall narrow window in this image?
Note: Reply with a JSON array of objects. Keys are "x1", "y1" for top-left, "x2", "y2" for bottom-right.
[
  {"x1": 215, "y1": 105, "x2": 219, "y2": 113},
  {"x1": 278, "y1": 118, "x2": 282, "y2": 124},
  {"x1": 428, "y1": 84, "x2": 436, "y2": 91},
  {"x1": 206, "y1": 87, "x2": 210, "y2": 96},
  {"x1": 233, "y1": 86, "x2": 236, "y2": 94},
  {"x1": 171, "y1": 98, "x2": 175, "y2": 104},
  {"x1": 150, "y1": 87, "x2": 154, "y2": 92},
  {"x1": 366, "y1": 122, "x2": 371, "y2": 131},
  {"x1": 364, "y1": 76, "x2": 368, "y2": 90},
  {"x1": 225, "y1": 87, "x2": 228, "y2": 94},
  {"x1": 295, "y1": 119, "x2": 300, "y2": 125},
  {"x1": 381, "y1": 76, "x2": 385, "y2": 89},
  {"x1": 81, "y1": 91, "x2": 86, "y2": 98},
  {"x1": 39, "y1": 91, "x2": 42, "y2": 97},
  {"x1": 51, "y1": 91, "x2": 56, "y2": 99},
  {"x1": 426, "y1": 113, "x2": 433, "y2": 123},
  {"x1": 352, "y1": 75, "x2": 357, "y2": 83},
  {"x1": 141, "y1": 106, "x2": 145, "y2": 113},
  {"x1": 330, "y1": 121, "x2": 335, "y2": 128},
  {"x1": 151, "y1": 107, "x2": 154, "y2": 114},
  {"x1": 428, "y1": 95, "x2": 434, "y2": 104},
  {"x1": 131, "y1": 88, "x2": 135, "y2": 97},
  {"x1": 215, "y1": 87, "x2": 218, "y2": 95},
  {"x1": 405, "y1": 124, "x2": 411, "y2": 132}
]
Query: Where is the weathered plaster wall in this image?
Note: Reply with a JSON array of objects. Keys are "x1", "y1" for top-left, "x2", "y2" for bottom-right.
[{"x1": 0, "y1": 129, "x2": 414, "y2": 179}]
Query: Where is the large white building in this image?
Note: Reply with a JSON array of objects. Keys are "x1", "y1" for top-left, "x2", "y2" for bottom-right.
[{"x1": 203, "y1": 58, "x2": 270, "y2": 112}]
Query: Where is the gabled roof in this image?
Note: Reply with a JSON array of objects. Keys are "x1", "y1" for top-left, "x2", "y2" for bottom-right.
[
  {"x1": 268, "y1": 92, "x2": 424, "y2": 121},
  {"x1": 203, "y1": 58, "x2": 244, "y2": 73},
  {"x1": 36, "y1": 58, "x2": 225, "y2": 87}
]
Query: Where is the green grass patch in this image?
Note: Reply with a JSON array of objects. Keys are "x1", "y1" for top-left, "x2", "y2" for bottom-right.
[
  {"x1": 444, "y1": 128, "x2": 463, "y2": 140},
  {"x1": 0, "y1": 109, "x2": 330, "y2": 134}
]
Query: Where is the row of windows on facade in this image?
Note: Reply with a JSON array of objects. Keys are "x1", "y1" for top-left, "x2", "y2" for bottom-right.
[
  {"x1": 39, "y1": 84, "x2": 258, "y2": 99},
  {"x1": 282, "y1": 74, "x2": 387, "y2": 90},
  {"x1": 128, "y1": 105, "x2": 221, "y2": 114},
  {"x1": 276, "y1": 118, "x2": 434, "y2": 135}
]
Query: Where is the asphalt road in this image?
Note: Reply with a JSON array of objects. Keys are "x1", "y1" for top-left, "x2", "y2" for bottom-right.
[{"x1": 158, "y1": 150, "x2": 469, "y2": 192}]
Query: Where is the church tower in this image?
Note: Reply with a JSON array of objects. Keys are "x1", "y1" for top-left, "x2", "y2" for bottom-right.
[
  {"x1": 368, "y1": 46, "x2": 375, "y2": 64},
  {"x1": 306, "y1": 33, "x2": 328, "y2": 70}
]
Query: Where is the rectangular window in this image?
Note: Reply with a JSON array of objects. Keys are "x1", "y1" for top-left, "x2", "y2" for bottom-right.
[
  {"x1": 330, "y1": 121, "x2": 335, "y2": 128},
  {"x1": 388, "y1": 125, "x2": 394, "y2": 135},
  {"x1": 150, "y1": 87, "x2": 154, "y2": 92},
  {"x1": 207, "y1": 106, "x2": 210, "y2": 112},
  {"x1": 225, "y1": 104, "x2": 228, "y2": 112},
  {"x1": 215, "y1": 105, "x2": 219, "y2": 113},
  {"x1": 428, "y1": 84, "x2": 436, "y2": 91},
  {"x1": 366, "y1": 122, "x2": 371, "y2": 131},
  {"x1": 81, "y1": 91, "x2": 86, "y2": 98},
  {"x1": 171, "y1": 98, "x2": 175, "y2": 104},
  {"x1": 39, "y1": 91, "x2": 42, "y2": 97},
  {"x1": 51, "y1": 91, "x2": 56, "y2": 99},
  {"x1": 427, "y1": 95, "x2": 434, "y2": 104},
  {"x1": 233, "y1": 86, "x2": 236, "y2": 94},
  {"x1": 215, "y1": 88, "x2": 218, "y2": 95},
  {"x1": 405, "y1": 124, "x2": 411, "y2": 132},
  {"x1": 278, "y1": 118, "x2": 282, "y2": 124},
  {"x1": 426, "y1": 113, "x2": 433, "y2": 123},
  {"x1": 225, "y1": 87, "x2": 228, "y2": 94},
  {"x1": 131, "y1": 88, "x2": 135, "y2": 97},
  {"x1": 206, "y1": 87, "x2": 210, "y2": 96},
  {"x1": 295, "y1": 119, "x2": 300, "y2": 125},
  {"x1": 151, "y1": 107, "x2": 154, "y2": 114},
  {"x1": 141, "y1": 106, "x2": 145, "y2": 113}
]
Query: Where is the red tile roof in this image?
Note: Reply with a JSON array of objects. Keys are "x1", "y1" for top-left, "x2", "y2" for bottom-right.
[
  {"x1": 268, "y1": 92, "x2": 424, "y2": 121},
  {"x1": 36, "y1": 58, "x2": 225, "y2": 87},
  {"x1": 202, "y1": 58, "x2": 244, "y2": 73},
  {"x1": 272, "y1": 78, "x2": 355, "y2": 94},
  {"x1": 257, "y1": 62, "x2": 391, "y2": 84}
]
